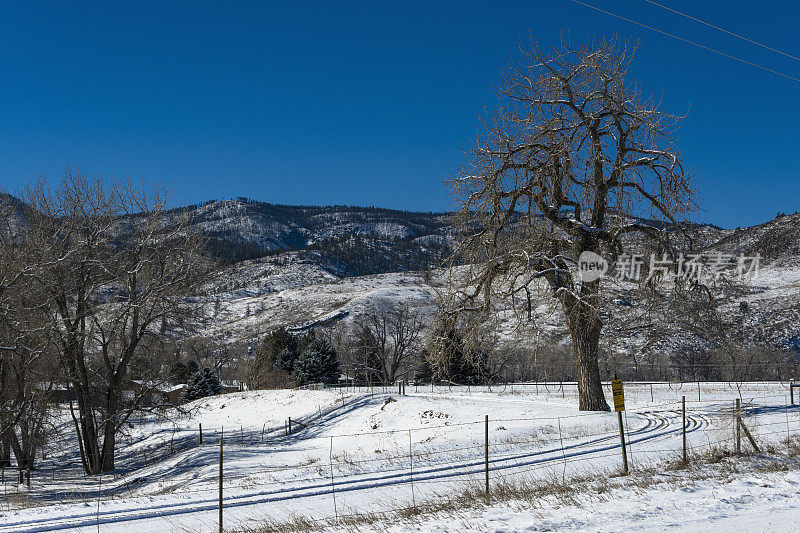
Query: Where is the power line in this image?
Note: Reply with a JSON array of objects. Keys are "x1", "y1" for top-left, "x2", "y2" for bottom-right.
[
  {"x1": 569, "y1": 0, "x2": 800, "y2": 83},
  {"x1": 643, "y1": 0, "x2": 800, "y2": 63}
]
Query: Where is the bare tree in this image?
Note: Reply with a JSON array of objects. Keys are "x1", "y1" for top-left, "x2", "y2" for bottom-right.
[
  {"x1": 25, "y1": 172, "x2": 208, "y2": 473},
  {"x1": 0, "y1": 193, "x2": 56, "y2": 473},
  {"x1": 356, "y1": 303, "x2": 423, "y2": 384},
  {"x1": 447, "y1": 36, "x2": 696, "y2": 410}
]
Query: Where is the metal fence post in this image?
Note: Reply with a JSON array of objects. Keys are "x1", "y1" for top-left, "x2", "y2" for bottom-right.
[
  {"x1": 735, "y1": 398, "x2": 741, "y2": 454},
  {"x1": 219, "y1": 429, "x2": 223, "y2": 533},
  {"x1": 618, "y1": 411, "x2": 628, "y2": 474},
  {"x1": 682, "y1": 395, "x2": 687, "y2": 463},
  {"x1": 485, "y1": 415, "x2": 490, "y2": 502}
]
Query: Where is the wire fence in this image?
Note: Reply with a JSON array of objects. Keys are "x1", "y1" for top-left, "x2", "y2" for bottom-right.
[{"x1": 1, "y1": 382, "x2": 799, "y2": 532}]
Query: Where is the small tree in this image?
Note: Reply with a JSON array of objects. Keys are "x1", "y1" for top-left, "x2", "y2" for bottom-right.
[{"x1": 184, "y1": 367, "x2": 222, "y2": 401}]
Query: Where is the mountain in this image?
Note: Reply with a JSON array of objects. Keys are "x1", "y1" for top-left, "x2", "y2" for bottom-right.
[
  {"x1": 179, "y1": 199, "x2": 452, "y2": 274},
  {"x1": 6, "y1": 191, "x2": 800, "y2": 377},
  {"x1": 187, "y1": 205, "x2": 800, "y2": 382},
  {"x1": 183, "y1": 198, "x2": 449, "y2": 250}
]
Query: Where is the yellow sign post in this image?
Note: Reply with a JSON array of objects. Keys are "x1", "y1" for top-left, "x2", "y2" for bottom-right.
[
  {"x1": 611, "y1": 379, "x2": 625, "y2": 412},
  {"x1": 611, "y1": 377, "x2": 628, "y2": 473}
]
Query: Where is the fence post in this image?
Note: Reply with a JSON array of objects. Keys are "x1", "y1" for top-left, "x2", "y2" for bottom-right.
[
  {"x1": 288, "y1": 417, "x2": 292, "y2": 435},
  {"x1": 329, "y1": 436, "x2": 338, "y2": 520},
  {"x1": 97, "y1": 473, "x2": 102, "y2": 530},
  {"x1": 485, "y1": 415, "x2": 489, "y2": 502},
  {"x1": 735, "y1": 398, "x2": 741, "y2": 454},
  {"x1": 786, "y1": 397, "x2": 792, "y2": 451},
  {"x1": 618, "y1": 411, "x2": 628, "y2": 474},
  {"x1": 682, "y1": 395, "x2": 687, "y2": 463},
  {"x1": 408, "y1": 429, "x2": 415, "y2": 508},
  {"x1": 219, "y1": 429, "x2": 223, "y2": 533},
  {"x1": 791, "y1": 380, "x2": 795, "y2": 405},
  {"x1": 199, "y1": 423, "x2": 203, "y2": 445}
]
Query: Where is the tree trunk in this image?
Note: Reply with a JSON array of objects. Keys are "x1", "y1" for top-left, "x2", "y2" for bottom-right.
[
  {"x1": 75, "y1": 384, "x2": 102, "y2": 475},
  {"x1": 0, "y1": 432, "x2": 10, "y2": 467},
  {"x1": 100, "y1": 386, "x2": 119, "y2": 473},
  {"x1": 101, "y1": 429, "x2": 115, "y2": 472},
  {"x1": 564, "y1": 301, "x2": 609, "y2": 411}
]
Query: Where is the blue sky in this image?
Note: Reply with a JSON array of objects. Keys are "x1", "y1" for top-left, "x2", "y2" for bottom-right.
[{"x1": 1, "y1": 1, "x2": 798, "y2": 228}]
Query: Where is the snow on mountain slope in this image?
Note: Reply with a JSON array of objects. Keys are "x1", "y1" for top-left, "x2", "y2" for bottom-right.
[
  {"x1": 184, "y1": 199, "x2": 449, "y2": 252},
  {"x1": 706, "y1": 212, "x2": 800, "y2": 265},
  {"x1": 201, "y1": 265, "x2": 439, "y2": 344}
]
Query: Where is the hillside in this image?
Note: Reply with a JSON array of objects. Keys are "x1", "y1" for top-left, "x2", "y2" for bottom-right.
[
  {"x1": 188, "y1": 207, "x2": 800, "y2": 379},
  {"x1": 183, "y1": 199, "x2": 452, "y2": 273}
]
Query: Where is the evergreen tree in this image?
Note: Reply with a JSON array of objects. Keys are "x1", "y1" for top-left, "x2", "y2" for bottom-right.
[
  {"x1": 186, "y1": 360, "x2": 200, "y2": 375},
  {"x1": 184, "y1": 367, "x2": 223, "y2": 401},
  {"x1": 352, "y1": 323, "x2": 381, "y2": 382},
  {"x1": 169, "y1": 361, "x2": 189, "y2": 384},
  {"x1": 258, "y1": 327, "x2": 299, "y2": 372},
  {"x1": 275, "y1": 347, "x2": 298, "y2": 375},
  {"x1": 426, "y1": 319, "x2": 489, "y2": 385},
  {"x1": 293, "y1": 337, "x2": 341, "y2": 385},
  {"x1": 414, "y1": 349, "x2": 435, "y2": 384}
]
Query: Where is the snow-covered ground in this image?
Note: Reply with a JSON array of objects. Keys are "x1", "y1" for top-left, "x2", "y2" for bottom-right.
[
  {"x1": 1, "y1": 382, "x2": 798, "y2": 532},
  {"x1": 371, "y1": 458, "x2": 800, "y2": 532}
]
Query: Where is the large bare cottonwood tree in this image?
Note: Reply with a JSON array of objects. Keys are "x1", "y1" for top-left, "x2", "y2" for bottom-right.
[
  {"x1": 25, "y1": 172, "x2": 207, "y2": 473},
  {"x1": 448, "y1": 36, "x2": 696, "y2": 410}
]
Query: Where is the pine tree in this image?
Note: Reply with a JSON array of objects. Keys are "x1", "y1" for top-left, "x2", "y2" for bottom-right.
[
  {"x1": 293, "y1": 337, "x2": 341, "y2": 385},
  {"x1": 184, "y1": 367, "x2": 223, "y2": 401},
  {"x1": 258, "y1": 327, "x2": 298, "y2": 372},
  {"x1": 414, "y1": 350, "x2": 435, "y2": 384},
  {"x1": 275, "y1": 347, "x2": 297, "y2": 374},
  {"x1": 353, "y1": 323, "x2": 381, "y2": 382},
  {"x1": 426, "y1": 319, "x2": 489, "y2": 385}
]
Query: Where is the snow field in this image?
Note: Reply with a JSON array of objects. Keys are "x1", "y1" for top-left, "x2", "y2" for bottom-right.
[{"x1": 1, "y1": 382, "x2": 799, "y2": 532}]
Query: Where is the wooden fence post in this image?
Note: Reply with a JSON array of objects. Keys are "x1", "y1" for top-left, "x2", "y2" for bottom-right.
[
  {"x1": 199, "y1": 423, "x2": 203, "y2": 445},
  {"x1": 736, "y1": 402, "x2": 761, "y2": 453}
]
